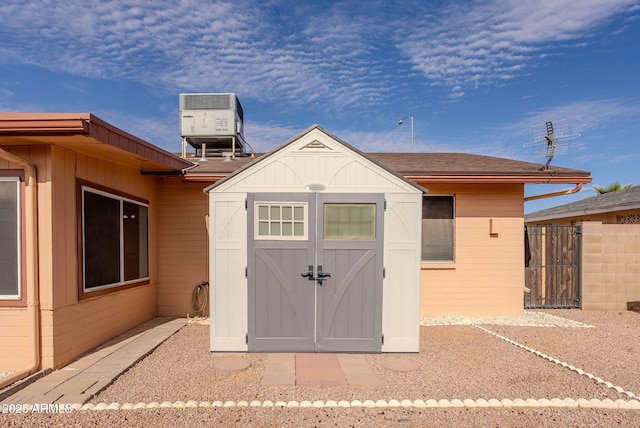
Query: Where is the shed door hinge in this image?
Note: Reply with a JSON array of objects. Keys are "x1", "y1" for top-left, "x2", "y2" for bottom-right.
[
  {"x1": 382, "y1": 334, "x2": 384, "y2": 345},
  {"x1": 382, "y1": 267, "x2": 386, "y2": 279},
  {"x1": 384, "y1": 199, "x2": 387, "y2": 211},
  {"x1": 246, "y1": 333, "x2": 249, "y2": 344},
  {"x1": 245, "y1": 267, "x2": 248, "y2": 278},
  {"x1": 245, "y1": 199, "x2": 248, "y2": 210}
]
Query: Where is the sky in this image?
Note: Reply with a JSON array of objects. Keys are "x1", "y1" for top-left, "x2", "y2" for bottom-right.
[{"x1": 1, "y1": 0, "x2": 639, "y2": 213}]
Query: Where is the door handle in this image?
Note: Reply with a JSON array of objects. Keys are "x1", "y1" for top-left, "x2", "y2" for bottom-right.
[
  {"x1": 316, "y1": 265, "x2": 331, "y2": 286},
  {"x1": 301, "y1": 265, "x2": 315, "y2": 280}
]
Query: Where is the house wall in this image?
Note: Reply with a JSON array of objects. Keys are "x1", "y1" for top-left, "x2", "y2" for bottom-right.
[
  {"x1": 581, "y1": 221, "x2": 640, "y2": 311},
  {"x1": 419, "y1": 183, "x2": 525, "y2": 317},
  {"x1": 157, "y1": 177, "x2": 209, "y2": 317},
  {"x1": 0, "y1": 145, "x2": 160, "y2": 370},
  {"x1": 0, "y1": 155, "x2": 31, "y2": 370}
]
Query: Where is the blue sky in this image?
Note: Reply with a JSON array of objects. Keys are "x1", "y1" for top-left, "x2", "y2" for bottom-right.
[{"x1": 1, "y1": 0, "x2": 639, "y2": 213}]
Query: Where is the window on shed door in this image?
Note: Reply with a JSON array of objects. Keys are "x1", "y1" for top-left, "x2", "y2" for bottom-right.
[
  {"x1": 81, "y1": 186, "x2": 149, "y2": 292},
  {"x1": 0, "y1": 177, "x2": 21, "y2": 299},
  {"x1": 255, "y1": 202, "x2": 307, "y2": 240},
  {"x1": 324, "y1": 203, "x2": 376, "y2": 240},
  {"x1": 422, "y1": 195, "x2": 455, "y2": 262}
]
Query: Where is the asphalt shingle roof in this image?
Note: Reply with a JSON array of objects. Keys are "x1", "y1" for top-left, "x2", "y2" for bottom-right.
[
  {"x1": 184, "y1": 152, "x2": 590, "y2": 180},
  {"x1": 525, "y1": 185, "x2": 640, "y2": 222}
]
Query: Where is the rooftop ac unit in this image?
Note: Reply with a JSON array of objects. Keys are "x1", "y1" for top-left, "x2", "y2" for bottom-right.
[{"x1": 179, "y1": 93, "x2": 245, "y2": 152}]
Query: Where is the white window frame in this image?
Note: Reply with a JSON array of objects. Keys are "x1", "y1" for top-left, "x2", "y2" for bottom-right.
[
  {"x1": 0, "y1": 177, "x2": 21, "y2": 300},
  {"x1": 254, "y1": 201, "x2": 308, "y2": 241},
  {"x1": 81, "y1": 186, "x2": 149, "y2": 292}
]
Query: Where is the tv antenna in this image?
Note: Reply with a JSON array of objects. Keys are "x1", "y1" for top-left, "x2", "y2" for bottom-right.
[{"x1": 523, "y1": 119, "x2": 580, "y2": 170}]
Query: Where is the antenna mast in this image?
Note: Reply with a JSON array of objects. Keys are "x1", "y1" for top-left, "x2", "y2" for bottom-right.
[{"x1": 524, "y1": 120, "x2": 580, "y2": 170}]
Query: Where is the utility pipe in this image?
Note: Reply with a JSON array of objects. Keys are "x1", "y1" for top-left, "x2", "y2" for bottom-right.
[
  {"x1": 524, "y1": 183, "x2": 583, "y2": 202},
  {"x1": 0, "y1": 149, "x2": 41, "y2": 390}
]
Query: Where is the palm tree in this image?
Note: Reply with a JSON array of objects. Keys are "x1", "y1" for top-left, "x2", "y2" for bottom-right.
[{"x1": 593, "y1": 181, "x2": 633, "y2": 194}]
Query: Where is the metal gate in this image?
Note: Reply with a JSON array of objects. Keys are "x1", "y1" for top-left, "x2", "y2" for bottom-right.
[{"x1": 524, "y1": 225, "x2": 581, "y2": 308}]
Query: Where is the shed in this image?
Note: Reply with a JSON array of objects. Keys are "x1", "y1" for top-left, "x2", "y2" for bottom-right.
[{"x1": 204, "y1": 125, "x2": 424, "y2": 353}]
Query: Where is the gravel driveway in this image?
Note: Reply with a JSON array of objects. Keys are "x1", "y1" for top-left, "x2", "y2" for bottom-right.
[{"x1": 4, "y1": 310, "x2": 639, "y2": 427}]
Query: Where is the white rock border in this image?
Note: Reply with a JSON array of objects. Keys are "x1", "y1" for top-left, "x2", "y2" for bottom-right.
[
  {"x1": 471, "y1": 324, "x2": 638, "y2": 400},
  {"x1": 40, "y1": 398, "x2": 635, "y2": 412}
]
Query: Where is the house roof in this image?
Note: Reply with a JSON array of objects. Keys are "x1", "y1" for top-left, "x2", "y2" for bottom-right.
[
  {"x1": 525, "y1": 185, "x2": 640, "y2": 222},
  {"x1": 0, "y1": 113, "x2": 192, "y2": 172},
  {"x1": 184, "y1": 126, "x2": 592, "y2": 185}
]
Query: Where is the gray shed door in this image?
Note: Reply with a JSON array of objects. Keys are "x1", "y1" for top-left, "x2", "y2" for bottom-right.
[{"x1": 247, "y1": 192, "x2": 383, "y2": 353}]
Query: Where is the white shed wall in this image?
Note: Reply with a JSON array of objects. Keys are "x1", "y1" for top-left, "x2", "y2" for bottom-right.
[
  {"x1": 382, "y1": 193, "x2": 422, "y2": 352},
  {"x1": 209, "y1": 192, "x2": 248, "y2": 351}
]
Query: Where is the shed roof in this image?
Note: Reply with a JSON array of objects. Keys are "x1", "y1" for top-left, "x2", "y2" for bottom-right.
[
  {"x1": 0, "y1": 112, "x2": 192, "y2": 172},
  {"x1": 525, "y1": 185, "x2": 640, "y2": 222},
  {"x1": 203, "y1": 124, "x2": 426, "y2": 194}
]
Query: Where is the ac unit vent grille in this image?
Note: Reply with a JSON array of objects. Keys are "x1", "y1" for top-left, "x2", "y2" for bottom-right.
[{"x1": 183, "y1": 94, "x2": 231, "y2": 110}]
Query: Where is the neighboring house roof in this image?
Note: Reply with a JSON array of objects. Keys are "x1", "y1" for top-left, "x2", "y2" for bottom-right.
[
  {"x1": 184, "y1": 125, "x2": 591, "y2": 185},
  {"x1": 525, "y1": 185, "x2": 640, "y2": 223},
  {"x1": 0, "y1": 113, "x2": 192, "y2": 172}
]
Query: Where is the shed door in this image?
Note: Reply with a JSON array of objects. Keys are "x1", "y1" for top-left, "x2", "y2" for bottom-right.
[{"x1": 247, "y1": 192, "x2": 383, "y2": 352}]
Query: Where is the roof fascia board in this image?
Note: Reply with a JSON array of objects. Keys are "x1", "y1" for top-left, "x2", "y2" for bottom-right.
[
  {"x1": 87, "y1": 114, "x2": 192, "y2": 171},
  {"x1": 0, "y1": 113, "x2": 90, "y2": 134},
  {"x1": 0, "y1": 113, "x2": 192, "y2": 171},
  {"x1": 406, "y1": 175, "x2": 592, "y2": 184}
]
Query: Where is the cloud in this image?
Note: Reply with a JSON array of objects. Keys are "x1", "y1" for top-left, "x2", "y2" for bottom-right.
[
  {"x1": 0, "y1": 0, "x2": 399, "y2": 111},
  {"x1": 0, "y1": 0, "x2": 637, "y2": 115},
  {"x1": 396, "y1": 0, "x2": 639, "y2": 96},
  {"x1": 512, "y1": 98, "x2": 640, "y2": 137}
]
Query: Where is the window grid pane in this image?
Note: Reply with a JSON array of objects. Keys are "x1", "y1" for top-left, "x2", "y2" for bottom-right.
[{"x1": 255, "y1": 203, "x2": 307, "y2": 240}]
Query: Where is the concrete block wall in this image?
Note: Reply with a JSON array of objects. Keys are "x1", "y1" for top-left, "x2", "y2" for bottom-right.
[{"x1": 581, "y1": 222, "x2": 640, "y2": 310}]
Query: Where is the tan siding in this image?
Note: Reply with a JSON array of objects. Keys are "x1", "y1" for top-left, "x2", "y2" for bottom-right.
[
  {"x1": 1, "y1": 145, "x2": 161, "y2": 371},
  {"x1": 0, "y1": 308, "x2": 31, "y2": 370},
  {"x1": 0, "y1": 146, "x2": 50, "y2": 370},
  {"x1": 157, "y1": 177, "x2": 209, "y2": 317},
  {"x1": 41, "y1": 284, "x2": 157, "y2": 368},
  {"x1": 420, "y1": 183, "x2": 525, "y2": 317}
]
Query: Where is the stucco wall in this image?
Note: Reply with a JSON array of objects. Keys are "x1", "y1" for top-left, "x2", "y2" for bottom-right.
[
  {"x1": 420, "y1": 183, "x2": 525, "y2": 317},
  {"x1": 581, "y1": 221, "x2": 640, "y2": 311}
]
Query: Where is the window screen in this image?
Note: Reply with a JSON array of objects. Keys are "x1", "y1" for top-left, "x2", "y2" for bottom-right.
[
  {"x1": 422, "y1": 195, "x2": 454, "y2": 261},
  {"x1": 0, "y1": 179, "x2": 20, "y2": 299},
  {"x1": 82, "y1": 187, "x2": 149, "y2": 291}
]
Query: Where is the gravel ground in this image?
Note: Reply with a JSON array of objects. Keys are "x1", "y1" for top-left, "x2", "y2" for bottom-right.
[{"x1": 3, "y1": 310, "x2": 639, "y2": 427}]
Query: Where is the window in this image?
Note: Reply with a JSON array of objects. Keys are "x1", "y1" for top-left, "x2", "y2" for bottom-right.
[
  {"x1": 81, "y1": 186, "x2": 149, "y2": 292},
  {"x1": 324, "y1": 203, "x2": 376, "y2": 240},
  {"x1": 422, "y1": 195, "x2": 454, "y2": 262},
  {"x1": 255, "y1": 202, "x2": 307, "y2": 240},
  {"x1": 0, "y1": 178, "x2": 20, "y2": 299}
]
